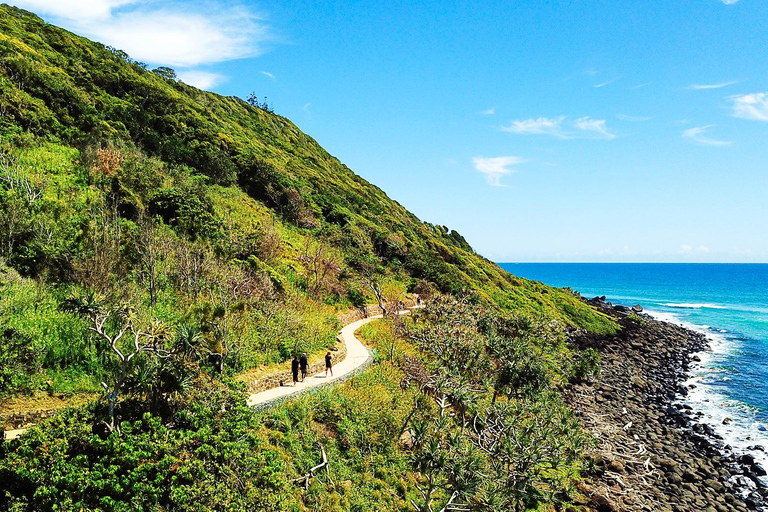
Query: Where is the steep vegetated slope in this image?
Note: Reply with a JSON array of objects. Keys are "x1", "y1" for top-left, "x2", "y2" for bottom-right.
[{"x1": 0, "y1": 5, "x2": 617, "y2": 510}]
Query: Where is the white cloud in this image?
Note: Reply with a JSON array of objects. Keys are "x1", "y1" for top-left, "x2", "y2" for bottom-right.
[
  {"x1": 502, "y1": 116, "x2": 615, "y2": 139},
  {"x1": 688, "y1": 81, "x2": 736, "y2": 90},
  {"x1": 680, "y1": 244, "x2": 710, "y2": 254},
  {"x1": 262, "y1": 71, "x2": 275, "y2": 79},
  {"x1": 501, "y1": 116, "x2": 567, "y2": 137},
  {"x1": 731, "y1": 93, "x2": 768, "y2": 121},
  {"x1": 682, "y1": 125, "x2": 733, "y2": 146},
  {"x1": 721, "y1": 0, "x2": 739, "y2": 4},
  {"x1": 13, "y1": 1, "x2": 271, "y2": 68},
  {"x1": 176, "y1": 70, "x2": 225, "y2": 90},
  {"x1": 574, "y1": 116, "x2": 616, "y2": 139},
  {"x1": 594, "y1": 78, "x2": 618, "y2": 88},
  {"x1": 480, "y1": 107, "x2": 496, "y2": 115},
  {"x1": 472, "y1": 156, "x2": 524, "y2": 187}
]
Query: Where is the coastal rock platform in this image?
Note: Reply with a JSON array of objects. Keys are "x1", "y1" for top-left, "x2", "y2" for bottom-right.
[{"x1": 567, "y1": 298, "x2": 767, "y2": 512}]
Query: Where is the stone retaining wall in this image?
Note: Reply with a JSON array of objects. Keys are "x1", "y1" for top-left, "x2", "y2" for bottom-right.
[
  {"x1": 3, "y1": 408, "x2": 58, "y2": 430},
  {"x1": 247, "y1": 336, "x2": 347, "y2": 393}
]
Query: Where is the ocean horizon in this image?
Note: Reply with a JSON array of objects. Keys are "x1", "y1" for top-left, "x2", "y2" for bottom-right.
[{"x1": 498, "y1": 262, "x2": 768, "y2": 473}]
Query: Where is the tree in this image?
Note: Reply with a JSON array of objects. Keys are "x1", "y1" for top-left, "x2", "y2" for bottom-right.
[
  {"x1": 62, "y1": 294, "x2": 174, "y2": 431},
  {"x1": 152, "y1": 66, "x2": 177, "y2": 80},
  {"x1": 299, "y1": 239, "x2": 341, "y2": 298},
  {"x1": 135, "y1": 215, "x2": 171, "y2": 308},
  {"x1": 246, "y1": 92, "x2": 272, "y2": 112},
  {"x1": 0, "y1": 153, "x2": 38, "y2": 260},
  {"x1": 349, "y1": 253, "x2": 390, "y2": 316},
  {"x1": 402, "y1": 294, "x2": 588, "y2": 511}
]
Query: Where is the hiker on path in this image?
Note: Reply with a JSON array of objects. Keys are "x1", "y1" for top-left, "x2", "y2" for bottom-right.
[
  {"x1": 300, "y1": 352, "x2": 308, "y2": 381},
  {"x1": 325, "y1": 351, "x2": 333, "y2": 377},
  {"x1": 291, "y1": 356, "x2": 300, "y2": 386}
]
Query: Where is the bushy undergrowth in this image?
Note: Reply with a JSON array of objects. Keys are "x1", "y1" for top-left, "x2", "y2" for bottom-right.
[
  {"x1": 399, "y1": 295, "x2": 598, "y2": 510},
  {"x1": 0, "y1": 359, "x2": 419, "y2": 511},
  {"x1": 0, "y1": 377, "x2": 298, "y2": 511},
  {"x1": 1, "y1": 302, "x2": 601, "y2": 511}
]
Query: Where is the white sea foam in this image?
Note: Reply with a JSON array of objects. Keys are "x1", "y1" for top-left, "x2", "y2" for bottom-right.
[
  {"x1": 661, "y1": 302, "x2": 727, "y2": 310},
  {"x1": 646, "y1": 308, "x2": 768, "y2": 484}
]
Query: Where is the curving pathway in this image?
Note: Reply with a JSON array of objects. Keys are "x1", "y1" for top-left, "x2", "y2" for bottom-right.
[
  {"x1": 4, "y1": 313, "x2": 388, "y2": 440},
  {"x1": 245, "y1": 313, "x2": 381, "y2": 407}
]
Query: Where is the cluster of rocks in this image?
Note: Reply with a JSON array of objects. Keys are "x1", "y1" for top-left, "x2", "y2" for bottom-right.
[{"x1": 566, "y1": 296, "x2": 767, "y2": 512}]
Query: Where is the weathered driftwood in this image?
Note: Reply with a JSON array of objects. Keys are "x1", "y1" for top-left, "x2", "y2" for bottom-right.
[{"x1": 293, "y1": 444, "x2": 331, "y2": 489}]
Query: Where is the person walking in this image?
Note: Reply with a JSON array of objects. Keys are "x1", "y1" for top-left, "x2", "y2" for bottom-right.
[
  {"x1": 300, "y1": 352, "x2": 308, "y2": 381},
  {"x1": 325, "y1": 351, "x2": 333, "y2": 377},
  {"x1": 291, "y1": 355, "x2": 300, "y2": 386}
]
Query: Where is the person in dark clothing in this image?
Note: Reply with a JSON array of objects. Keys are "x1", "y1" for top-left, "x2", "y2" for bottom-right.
[
  {"x1": 300, "y1": 352, "x2": 308, "y2": 381},
  {"x1": 291, "y1": 356, "x2": 300, "y2": 386},
  {"x1": 325, "y1": 351, "x2": 333, "y2": 377}
]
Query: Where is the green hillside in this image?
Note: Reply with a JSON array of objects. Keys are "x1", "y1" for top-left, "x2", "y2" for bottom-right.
[
  {"x1": 0, "y1": 5, "x2": 617, "y2": 510},
  {"x1": 0, "y1": 4, "x2": 613, "y2": 330}
]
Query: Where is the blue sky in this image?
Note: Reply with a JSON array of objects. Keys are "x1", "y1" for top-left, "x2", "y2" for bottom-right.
[{"x1": 11, "y1": 0, "x2": 768, "y2": 262}]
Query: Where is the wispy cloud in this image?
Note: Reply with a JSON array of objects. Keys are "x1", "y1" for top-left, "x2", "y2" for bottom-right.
[
  {"x1": 472, "y1": 156, "x2": 524, "y2": 187},
  {"x1": 630, "y1": 82, "x2": 652, "y2": 90},
  {"x1": 682, "y1": 125, "x2": 733, "y2": 146},
  {"x1": 574, "y1": 117, "x2": 616, "y2": 139},
  {"x1": 176, "y1": 70, "x2": 225, "y2": 90},
  {"x1": 502, "y1": 116, "x2": 566, "y2": 137},
  {"x1": 262, "y1": 71, "x2": 275, "y2": 79},
  {"x1": 730, "y1": 92, "x2": 768, "y2": 121},
  {"x1": 688, "y1": 81, "x2": 736, "y2": 90},
  {"x1": 13, "y1": 0, "x2": 272, "y2": 68},
  {"x1": 480, "y1": 107, "x2": 496, "y2": 116},
  {"x1": 617, "y1": 114, "x2": 652, "y2": 122},
  {"x1": 594, "y1": 78, "x2": 618, "y2": 88},
  {"x1": 502, "y1": 116, "x2": 615, "y2": 139},
  {"x1": 720, "y1": 0, "x2": 739, "y2": 4}
]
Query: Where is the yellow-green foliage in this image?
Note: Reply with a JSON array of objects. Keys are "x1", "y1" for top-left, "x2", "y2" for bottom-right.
[
  {"x1": 0, "y1": 7, "x2": 622, "y2": 512},
  {"x1": 0, "y1": 3, "x2": 616, "y2": 337}
]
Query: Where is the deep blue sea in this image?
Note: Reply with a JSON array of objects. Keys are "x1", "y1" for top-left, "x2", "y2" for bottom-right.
[{"x1": 499, "y1": 263, "x2": 768, "y2": 463}]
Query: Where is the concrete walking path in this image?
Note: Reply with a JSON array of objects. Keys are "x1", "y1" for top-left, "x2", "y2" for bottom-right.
[
  {"x1": 4, "y1": 309, "x2": 405, "y2": 440},
  {"x1": 4, "y1": 429, "x2": 26, "y2": 441},
  {"x1": 245, "y1": 314, "x2": 380, "y2": 407}
]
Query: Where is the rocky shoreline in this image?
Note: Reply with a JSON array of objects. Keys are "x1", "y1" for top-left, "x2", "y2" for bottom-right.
[{"x1": 566, "y1": 297, "x2": 768, "y2": 512}]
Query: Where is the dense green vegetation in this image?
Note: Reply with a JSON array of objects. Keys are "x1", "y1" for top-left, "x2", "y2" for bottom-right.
[{"x1": 0, "y1": 4, "x2": 617, "y2": 510}]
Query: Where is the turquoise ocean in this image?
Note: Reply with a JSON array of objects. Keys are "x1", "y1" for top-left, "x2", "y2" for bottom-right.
[{"x1": 499, "y1": 263, "x2": 768, "y2": 465}]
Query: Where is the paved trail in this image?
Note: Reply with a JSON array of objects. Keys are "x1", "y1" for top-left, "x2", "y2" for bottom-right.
[
  {"x1": 4, "y1": 313, "x2": 387, "y2": 440},
  {"x1": 246, "y1": 314, "x2": 379, "y2": 407}
]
